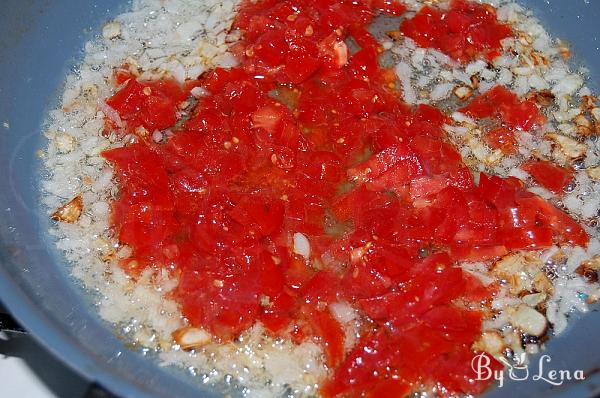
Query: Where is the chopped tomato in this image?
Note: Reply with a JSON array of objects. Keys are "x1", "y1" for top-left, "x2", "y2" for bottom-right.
[
  {"x1": 306, "y1": 307, "x2": 345, "y2": 368},
  {"x1": 485, "y1": 127, "x2": 518, "y2": 154},
  {"x1": 372, "y1": 0, "x2": 406, "y2": 16},
  {"x1": 501, "y1": 226, "x2": 554, "y2": 250},
  {"x1": 106, "y1": 77, "x2": 188, "y2": 134},
  {"x1": 517, "y1": 195, "x2": 589, "y2": 247},
  {"x1": 99, "y1": 1, "x2": 590, "y2": 396},
  {"x1": 461, "y1": 85, "x2": 546, "y2": 131},
  {"x1": 452, "y1": 244, "x2": 508, "y2": 262},
  {"x1": 321, "y1": 330, "x2": 400, "y2": 398},
  {"x1": 348, "y1": 143, "x2": 422, "y2": 184},
  {"x1": 522, "y1": 160, "x2": 574, "y2": 194},
  {"x1": 228, "y1": 194, "x2": 285, "y2": 237},
  {"x1": 178, "y1": 249, "x2": 284, "y2": 341},
  {"x1": 400, "y1": 0, "x2": 513, "y2": 63}
]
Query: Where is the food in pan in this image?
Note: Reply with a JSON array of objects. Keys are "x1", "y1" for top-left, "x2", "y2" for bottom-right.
[{"x1": 41, "y1": 0, "x2": 600, "y2": 396}]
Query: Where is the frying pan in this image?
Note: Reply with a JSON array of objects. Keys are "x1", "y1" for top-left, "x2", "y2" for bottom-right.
[{"x1": 1, "y1": 1, "x2": 599, "y2": 397}]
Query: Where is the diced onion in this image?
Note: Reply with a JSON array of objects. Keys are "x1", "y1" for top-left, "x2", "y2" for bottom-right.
[
  {"x1": 98, "y1": 100, "x2": 124, "y2": 128},
  {"x1": 293, "y1": 232, "x2": 310, "y2": 259}
]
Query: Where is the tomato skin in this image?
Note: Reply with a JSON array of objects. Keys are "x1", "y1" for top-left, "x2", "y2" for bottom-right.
[{"x1": 522, "y1": 160, "x2": 574, "y2": 194}]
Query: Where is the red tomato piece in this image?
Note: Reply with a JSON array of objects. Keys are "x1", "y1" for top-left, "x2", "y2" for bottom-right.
[
  {"x1": 400, "y1": 0, "x2": 513, "y2": 63},
  {"x1": 178, "y1": 249, "x2": 283, "y2": 341},
  {"x1": 106, "y1": 78, "x2": 187, "y2": 133},
  {"x1": 476, "y1": 173, "x2": 523, "y2": 209},
  {"x1": 422, "y1": 305, "x2": 482, "y2": 343},
  {"x1": 501, "y1": 226, "x2": 554, "y2": 250},
  {"x1": 347, "y1": 47, "x2": 381, "y2": 80},
  {"x1": 348, "y1": 26, "x2": 381, "y2": 52},
  {"x1": 428, "y1": 348, "x2": 503, "y2": 396},
  {"x1": 413, "y1": 103, "x2": 450, "y2": 129},
  {"x1": 517, "y1": 195, "x2": 589, "y2": 247},
  {"x1": 461, "y1": 85, "x2": 546, "y2": 131},
  {"x1": 306, "y1": 307, "x2": 345, "y2": 368},
  {"x1": 321, "y1": 330, "x2": 400, "y2": 398},
  {"x1": 410, "y1": 135, "x2": 465, "y2": 175},
  {"x1": 112, "y1": 65, "x2": 135, "y2": 86},
  {"x1": 102, "y1": 143, "x2": 177, "y2": 264},
  {"x1": 106, "y1": 78, "x2": 145, "y2": 118},
  {"x1": 348, "y1": 143, "x2": 422, "y2": 183},
  {"x1": 342, "y1": 241, "x2": 412, "y2": 300},
  {"x1": 365, "y1": 379, "x2": 410, "y2": 398},
  {"x1": 522, "y1": 160, "x2": 574, "y2": 194},
  {"x1": 285, "y1": 51, "x2": 322, "y2": 83},
  {"x1": 301, "y1": 271, "x2": 340, "y2": 306},
  {"x1": 260, "y1": 291, "x2": 296, "y2": 334},
  {"x1": 461, "y1": 272, "x2": 496, "y2": 303},
  {"x1": 318, "y1": 33, "x2": 350, "y2": 70},
  {"x1": 228, "y1": 194, "x2": 285, "y2": 237},
  {"x1": 485, "y1": 127, "x2": 518, "y2": 154},
  {"x1": 451, "y1": 244, "x2": 508, "y2": 262},
  {"x1": 410, "y1": 176, "x2": 450, "y2": 200},
  {"x1": 202, "y1": 67, "x2": 250, "y2": 93},
  {"x1": 498, "y1": 205, "x2": 538, "y2": 231},
  {"x1": 371, "y1": 0, "x2": 407, "y2": 16}
]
